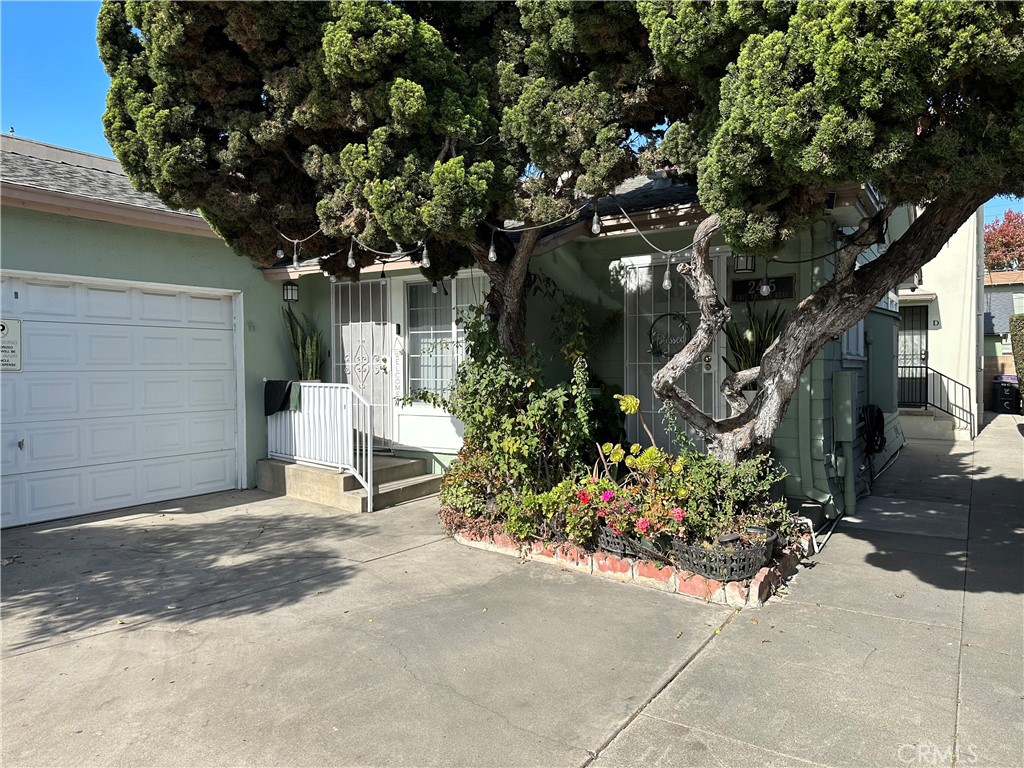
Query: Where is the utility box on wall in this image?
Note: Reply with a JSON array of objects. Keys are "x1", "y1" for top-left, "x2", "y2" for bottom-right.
[{"x1": 833, "y1": 371, "x2": 857, "y2": 443}]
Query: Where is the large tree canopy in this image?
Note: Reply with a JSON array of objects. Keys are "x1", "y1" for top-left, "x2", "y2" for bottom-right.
[
  {"x1": 100, "y1": 1, "x2": 1023, "y2": 462},
  {"x1": 98, "y1": 0, "x2": 665, "y2": 352}
]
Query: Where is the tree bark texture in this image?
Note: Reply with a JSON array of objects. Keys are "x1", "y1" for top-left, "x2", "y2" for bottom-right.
[
  {"x1": 653, "y1": 191, "x2": 990, "y2": 464},
  {"x1": 474, "y1": 227, "x2": 541, "y2": 357}
]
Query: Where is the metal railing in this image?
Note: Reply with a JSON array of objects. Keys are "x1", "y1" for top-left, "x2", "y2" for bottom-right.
[
  {"x1": 267, "y1": 382, "x2": 375, "y2": 511},
  {"x1": 898, "y1": 365, "x2": 975, "y2": 438}
]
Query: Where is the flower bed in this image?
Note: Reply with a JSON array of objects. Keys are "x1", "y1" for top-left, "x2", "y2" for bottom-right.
[{"x1": 450, "y1": 525, "x2": 811, "y2": 607}]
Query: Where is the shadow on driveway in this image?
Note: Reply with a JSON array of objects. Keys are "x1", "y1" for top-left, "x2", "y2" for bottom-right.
[{"x1": 1, "y1": 491, "x2": 372, "y2": 653}]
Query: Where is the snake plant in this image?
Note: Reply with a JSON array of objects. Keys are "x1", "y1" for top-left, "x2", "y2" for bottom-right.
[{"x1": 282, "y1": 305, "x2": 323, "y2": 380}]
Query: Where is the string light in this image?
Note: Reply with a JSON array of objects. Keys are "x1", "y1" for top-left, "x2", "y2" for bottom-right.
[
  {"x1": 759, "y1": 274, "x2": 772, "y2": 297},
  {"x1": 274, "y1": 227, "x2": 322, "y2": 268},
  {"x1": 347, "y1": 240, "x2": 356, "y2": 269},
  {"x1": 431, "y1": 281, "x2": 438, "y2": 294},
  {"x1": 662, "y1": 263, "x2": 673, "y2": 292},
  {"x1": 421, "y1": 243, "x2": 431, "y2": 269},
  {"x1": 591, "y1": 211, "x2": 602, "y2": 235},
  {"x1": 487, "y1": 230, "x2": 498, "y2": 262},
  {"x1": 379, "y1": 265, "x2": 387, "y2": 285}
]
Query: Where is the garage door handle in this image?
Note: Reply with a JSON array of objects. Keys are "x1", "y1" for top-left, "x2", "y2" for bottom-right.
[{"x1": 17, "y1": 439, "x2": 24, "y2": 450}]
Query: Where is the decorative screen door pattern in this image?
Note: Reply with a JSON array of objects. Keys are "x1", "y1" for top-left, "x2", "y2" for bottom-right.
[
  {"x1": 333, "y1": 280, "x2": 394, "y2": 447},
  {"x1": 898, "y1": 305, "x2": 928, "y2": 407},
  {"x1": 623, "y1": 257, "x2": 722, "y2": 453}
]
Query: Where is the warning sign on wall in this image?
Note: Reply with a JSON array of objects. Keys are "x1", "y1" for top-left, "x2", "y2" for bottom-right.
[{"x1": 1, "y1": 319, "x2": 22, "y2": 371}]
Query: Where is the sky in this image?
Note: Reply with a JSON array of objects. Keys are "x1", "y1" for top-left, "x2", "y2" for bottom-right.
[{"x1": 1, "y1": 0, "x2": 1021, "y2": 224}]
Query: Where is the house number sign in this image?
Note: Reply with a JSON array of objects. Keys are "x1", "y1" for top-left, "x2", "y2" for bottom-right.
[
  {"x1": 0, "y1": 318, "x2": 22, "y2": 372},
  {"x1": 731, "y1": 274, "x2": 796, "y2": 302}
]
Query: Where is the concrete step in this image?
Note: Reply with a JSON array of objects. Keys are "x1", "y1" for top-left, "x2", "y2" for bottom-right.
[
  {"x1": 255, "y1": 457, "x2": 439, "y2": 511},
  {"x1": 342, "y1": 473, "x2": 443, "y2": 514},
  {"x1": 899, "y1": 408, "x2": 955, "y2": 441}
]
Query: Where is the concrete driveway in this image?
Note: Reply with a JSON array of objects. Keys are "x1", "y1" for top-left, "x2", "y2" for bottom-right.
[{"x1": 1, "y1": 491, "x2": 732, "y2": 767}]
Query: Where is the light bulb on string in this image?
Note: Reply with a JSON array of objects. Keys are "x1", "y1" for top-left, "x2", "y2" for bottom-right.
[
  {"x1": 759, "y1": 275, "x2": 772, "y2": 297},
  {"x1": 379, "y1": 264, "x2": 387, "y2": 285},
  {"x1": 591, "y1": 211, "x2": 602, "y2": 235},
  {"x1": 487, "y1": 230, "x2": 498, "y2": 263},
  {"x1": 347, "y1": 240, "x2": 356, "y2": 269},
  {"x1": 662, "y1": 264, "x2": 673, "y2": 292},
  {"x1": 421, "y1": 243, "x2": 431, "y2": 269},
  {"x1": 431, "y1": 281, "x2": 438, "y2": 295}
]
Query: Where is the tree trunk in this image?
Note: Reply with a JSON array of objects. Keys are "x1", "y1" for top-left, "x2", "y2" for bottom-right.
[
  {"x1": 475, "y1": 228, "x2": 540, "y2": 356},
  {"x1": 654, "y1": 191, "x2": 990, "y2": 464}
]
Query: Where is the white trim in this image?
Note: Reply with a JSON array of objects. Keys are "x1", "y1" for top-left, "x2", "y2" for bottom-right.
[{"x1": 0, "y1": 268, "x2": 242, "y2": 298}]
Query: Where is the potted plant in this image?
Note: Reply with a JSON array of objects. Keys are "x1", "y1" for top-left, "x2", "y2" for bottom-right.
[
  {"x1": 282, "y1": 305, "x2": 323, "y2": 381},
  {"x1": 723, "y1": 302, "x2": 787, "y2": 398}
]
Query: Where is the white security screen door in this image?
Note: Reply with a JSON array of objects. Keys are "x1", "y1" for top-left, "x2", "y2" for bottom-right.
[
  {"x1": 622, "y1": 255, "x2": 724, "y2": 453},
  {"x1": 332, "y1": 280, "x2": 394, "y2": 448}
]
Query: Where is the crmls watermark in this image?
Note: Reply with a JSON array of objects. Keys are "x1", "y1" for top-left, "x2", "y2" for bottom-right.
[{"x1": 896, "y1": 743, "x2": 979, "y2": 764}]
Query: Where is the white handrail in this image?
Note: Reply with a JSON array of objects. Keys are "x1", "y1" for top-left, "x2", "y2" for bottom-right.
[{"x1": 267, "y1": 382, "x2": 375, "y2": 512}]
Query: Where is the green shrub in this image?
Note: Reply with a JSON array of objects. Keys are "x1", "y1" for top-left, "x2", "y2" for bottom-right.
[{"x1": 1010, "y1": 313, "x2": 1024, "y2": 380}]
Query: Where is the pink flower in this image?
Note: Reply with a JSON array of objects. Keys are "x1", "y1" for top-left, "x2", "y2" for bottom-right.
[
  {"x1": 577, "y1": 491, "x2": 591, "y2": 504},
  {"x1": 610, "y1": 524, "x2": 621, "y2": 535},
  {"x1": 672, "y1": 507, "x2": 686, "y2": 522},
  {"x1": 637, "y1": 518, "x2": 651, "y2": 534},
  {"x1": 601, "y1": 490, "x2": 615, "y2": 503},
  {"x1": 597, "y1": 510, "x2": 606, "y2": 519}
]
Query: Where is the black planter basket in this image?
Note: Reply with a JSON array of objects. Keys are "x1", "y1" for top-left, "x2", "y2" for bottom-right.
[
  {"x1": 672, "y1": 529, "x2": 775, "y2": 582},
  {"x1": 596, "y1": 525, "x2": 631, "y2": 557}
]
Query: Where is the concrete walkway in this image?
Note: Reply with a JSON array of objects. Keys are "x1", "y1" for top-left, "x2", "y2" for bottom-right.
[
  {"x1": 2, "y1": 414, "x2": 1021, "y2": 767},
  {"x1": 594, "y1": 412, "x2": 1024, "y2": 768}
]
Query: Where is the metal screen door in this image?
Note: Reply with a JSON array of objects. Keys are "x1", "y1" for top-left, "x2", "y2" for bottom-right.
[
  {"x1": 898, "y1": 305, "x2": 928, "y2": 407},
  {"x1": 333, "y1": 280, "x2": 394, "y2": 448},
  {"x1": 623, "y1": 257, "x2": 721, "y2": 453}
]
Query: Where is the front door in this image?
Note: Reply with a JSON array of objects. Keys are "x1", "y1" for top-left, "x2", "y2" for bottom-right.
[
  {"x1": 333, "y1": 280, "x2": 394, "y2": 448},
  {"x1": 622, "y1": 255, "x2": 723, "y2": 453},
  {"x1": 898, "y1": 305, "x2": 928, "y2": 407}
]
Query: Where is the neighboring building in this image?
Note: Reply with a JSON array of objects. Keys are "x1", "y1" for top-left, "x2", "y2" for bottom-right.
[
  {"x1": 270, "y1": 176, "x2": 909, "y2": 522},
  {"x1": 895, "y1": 209, "x2": 986, "y2": 436},
  {"x1": 982, "y1": 269, "x2": 1024, "y2": 409},
  {"x1": 0, "y1": 135, "x2": 321, "y2": 528}
]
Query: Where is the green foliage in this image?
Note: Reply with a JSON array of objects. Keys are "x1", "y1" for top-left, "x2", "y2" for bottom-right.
[
  {"x1": 1010, "y1": 314, "x2": 1024, "y2": 381},
  {"x1": 723, "y1": 303, "x2": 787, "y2": 377},
  {"x1": 427, "y1": 308, "x2": 593, "y2": 521},
  {"x1": 638, "y1": 1, "x2": 1023, "y2": 253},
  {"x1": 281, "y1": 305, "x2": 322, "y2": 380}
]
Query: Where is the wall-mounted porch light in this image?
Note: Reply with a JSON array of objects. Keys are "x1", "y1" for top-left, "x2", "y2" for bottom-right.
[
  {"x1": 733, "y1": 254, "x2": 756, "y2": 274},
  {"x1": 282, "y1": 281, "x2": 299, "y2": 303}
]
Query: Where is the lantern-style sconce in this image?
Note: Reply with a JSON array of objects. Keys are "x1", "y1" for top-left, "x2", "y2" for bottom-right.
[
  {"x1": 734, "y1": 254, "x2": 756, "y2": 274},
  {"x1": 282, "y1": 281, "x2": 299, "y2": 303}
]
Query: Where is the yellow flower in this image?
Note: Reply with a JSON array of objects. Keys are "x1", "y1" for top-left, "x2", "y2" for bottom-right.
[{"x1": 614, "y1": 394, "x2": 640, "y2": 415}]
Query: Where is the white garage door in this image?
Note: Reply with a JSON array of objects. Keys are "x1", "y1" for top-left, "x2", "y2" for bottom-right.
[{"x1": 1, "y1": 274, "x2": 240, "y2": 528}]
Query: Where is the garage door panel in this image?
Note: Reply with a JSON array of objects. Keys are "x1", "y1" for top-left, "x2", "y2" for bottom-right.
[
  {"x1": 20, "y1": 279, "x2": 77, "y2": 317},
  {"x1": 190, "y1": 452, "x2": 236, "y2": 491},
  {"x1": 25, "y1": 327, "x2": 78, "y2": 367},
  {"x1": 2, "y1": 426, "x2": 20, "y2": 473},
  {"x1": 26, "y1": 379, "x2": 79, "y2": 419},
  {"x1": 137, "y1": 290, "x2": 183, "y2": 323},
  {"x1": 189, "y1": 375, "x2": 235, "y2": 409},
  {"x1": 1, "y1": 378, "x2": 15, "y2": 420},
  {"x1": 25, "y1": 472, "x2": 82, "y2": 517},
  {"x1": 2, "y1": 274, "x2": 240, "y2": 528},
  {"x1": 26, "y1": 424, "x2": 81, "y2": 466},
  {"x1": 141, "y1": 376, "x2": 188, "y2": 411},
  {"x1": 88, "y1": 466, "x2": 138, "y2": 508},
  {"x1": 85, "y1": 329, "x2": 134, "y2": 366},
  {"x1": 186, "y1": 295, "x2": 233, "y2": 327},
  {"x1": 140, "y1": 418, "x2": 188, "y2": 454},
  {"x1": 142, "y1": 458, "x2": 187, "y2": 496},
  {"x1": 83, "y1": 285, "x2": 133, "y2": 321}
]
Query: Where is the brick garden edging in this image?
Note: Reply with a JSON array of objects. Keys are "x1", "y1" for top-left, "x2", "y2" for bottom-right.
[{"x1": 453, "y1": 530, "x2": 812, "y2": 608}]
